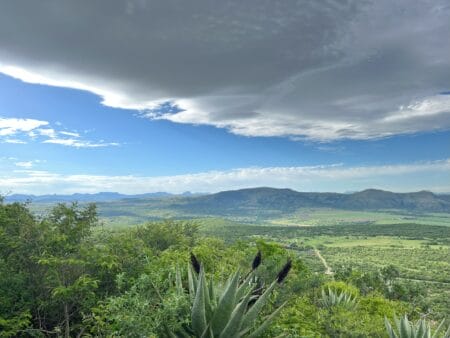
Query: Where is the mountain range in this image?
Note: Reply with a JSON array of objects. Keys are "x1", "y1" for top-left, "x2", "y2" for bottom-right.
[
  {"x1": 169, "y1": 188, "x2": 450, "y2": 214},
  {"x1": 3, "y1": 191, "x2": 196, "y2": 203},
  {"x1": 4, "y1": 188, "x2": 450, "y2": 213}
]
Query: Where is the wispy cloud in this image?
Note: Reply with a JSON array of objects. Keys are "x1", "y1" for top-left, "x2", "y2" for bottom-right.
[
  {"x1": 43, "y1": 138, "x2": 119, "y2": 148},
  {"x1": 14, "y1": 161, "x2": 34, "y2": 168},
  {"x1": 12, "y1": 159, "x2": 44, "y2": 169},
  {"x1": 0, "y1": 116, "x2": 119, "y2": 148},
  {"x1": 1, "y1": 160, "x2": 449, "y2": 195},
  {"x1": 59, "y1": 131, "x2": 80, "y2": 137},
  {"x1": 34, "y1": 128, "x2": 57, "y2": 138},
  {"x1": 3, "y1": 138, "x2": 27, "y2": 144}
]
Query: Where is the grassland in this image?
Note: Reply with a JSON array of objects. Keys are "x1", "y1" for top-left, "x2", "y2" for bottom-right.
[
  {"x1": 95, "y1": 206, "x2": 450, "y2": 227},
  {"x1": 267, "y1": 208, "x2": 450, "y2": 227},
  {"x1": 200, "y1": 219, "x2": 450, "y2": 319},
  {"x1": 27, "y1": 197, "x2": 450, "y2": 228}
]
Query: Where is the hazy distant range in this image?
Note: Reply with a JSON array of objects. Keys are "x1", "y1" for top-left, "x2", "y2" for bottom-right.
[{"x1": 5, "y1": 187, "x2": 450, "y2": 214}]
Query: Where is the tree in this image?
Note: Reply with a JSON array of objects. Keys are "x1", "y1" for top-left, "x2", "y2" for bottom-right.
[{"x1": 37, "y1": 203, "x2": 98, "y2": 337}]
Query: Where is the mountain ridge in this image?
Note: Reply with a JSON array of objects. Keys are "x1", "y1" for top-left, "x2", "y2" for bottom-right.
[
  {"x1": 4, "y1": 187, "x2": 450, "y2": 213},
  {"x1": 3, "y1": 191, "x2": 196, "y2": 203},
  {"x1": 168, "y1": 187, "x2": 450, "y2": 213}
]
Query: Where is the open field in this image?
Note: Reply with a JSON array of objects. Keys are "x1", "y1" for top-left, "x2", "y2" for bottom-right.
[
  {"x1": 321, "y1": 245, "x2": 450, "y2": 318},
  {"x1": 97, "y1": 206, "x2": 450, "y2": 227},
  {"x1": 268, "y1": 208, "x2": 450, "y2": 227},
  {"x1": 27, "y1": 201, "x2": 450, "y2": 228},
  {"x1": 201, "y1": 220, "x2": 450, "y2": 319}
]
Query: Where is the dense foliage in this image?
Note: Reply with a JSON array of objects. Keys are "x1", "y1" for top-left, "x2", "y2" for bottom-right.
[{"x1": 1, "y1": 199, "x2": 448, "y2": 337}]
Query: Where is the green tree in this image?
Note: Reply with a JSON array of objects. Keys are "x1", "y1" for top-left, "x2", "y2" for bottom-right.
[{"x1": 37, "y1": 203, "x2": 98, "y2": 337}]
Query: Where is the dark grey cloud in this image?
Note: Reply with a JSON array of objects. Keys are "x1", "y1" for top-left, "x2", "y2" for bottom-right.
[{"x1": 0, "y1": 0, "x2": 449, "y2": 140}]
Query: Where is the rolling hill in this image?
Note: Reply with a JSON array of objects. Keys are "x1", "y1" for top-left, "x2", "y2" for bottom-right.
[{"x1": 168, "y1": 188, "x2": 450, "y2": 214}]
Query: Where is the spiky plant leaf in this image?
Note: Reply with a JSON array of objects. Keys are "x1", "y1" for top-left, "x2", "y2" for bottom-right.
[
  {"x1": 433, "y1": 319, "x2": 450, "y2": 338},
  {"x1": 241, "y1": 280, "x2": 277, "y2": 332},
  {"x1": 175, "y1": 265, "x2": 183, "y2": 297},
  {"x1": 209, "y1": 276, "x2": 216, "y2": 308},
  {"x1": 192, "y1": 268, "x2": 207, "y2": 336},
  {"x1": 211, "y1": 270, "x2": 241, "y2": 335},
  {"x1": 219, "y1": 286, "x2": 254, "y2": 338},
  {"x1": 385, "y1": 315, "x2": 450, "y2": 338},
  {"x1": 320, "y1": 288, "x2": 357, "y2": 310},
  {"x1": 385, "y1": 317, "x2": 399, "y2": 338},
  {"x1": 182, "y1": 252, "x2": 291, "y2": 338},
  {"x1": 399, "y1": 315, "x2": 412, "y2": 337},
  {"x1": 188, "y1": 263, "x2": 198, "y2": 302},
  {"x1": 432, "y1": 320, "x2": 445, "y2": 338},
  {"x1": 442, "y1": 324, "x2": 450, "y2": 338},
  {"x1": 200, "y1": 323, "x2": 213, "y2": 338},
  {"x1": 203, "y1": 272, "x2": 213, "y2": 323},
  {"x1": 236, "y1": 271, "x2": 255, "y2": 301},
  {"x1": 246, "y1": 301, "x2": 287, "y2": 338}
]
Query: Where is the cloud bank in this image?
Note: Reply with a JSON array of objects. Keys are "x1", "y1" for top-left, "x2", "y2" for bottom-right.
[
  {"x1": 1, "y1": 160, "x2": 449, "y2": 195},
  {"x1": 0, "y1": 0, "x2": 449, "y2": 141}
]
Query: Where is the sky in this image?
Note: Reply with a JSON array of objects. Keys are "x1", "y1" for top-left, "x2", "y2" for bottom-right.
[{"x1": 0, "y1": 0, "x2": 449, "y2": 195}]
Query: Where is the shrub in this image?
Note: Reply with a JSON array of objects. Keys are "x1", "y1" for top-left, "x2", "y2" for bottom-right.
[
  {"x1": 174, "y1": 252, "x2": 292, "y2": 337},
  {"x1": 385, "y1": 315, "x2": 450, "y2": 338}
]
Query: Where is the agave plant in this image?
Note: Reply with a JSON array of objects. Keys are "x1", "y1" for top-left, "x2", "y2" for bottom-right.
[
  {"x1": 173, "y1": 252, "x2": 291, "y2": 337},
  {"x1": 319, "y1": 288, "x2": 358, "y2": 310},
  {"x1": 385, "y1": 315, "x2": 450, "y2": 338}
]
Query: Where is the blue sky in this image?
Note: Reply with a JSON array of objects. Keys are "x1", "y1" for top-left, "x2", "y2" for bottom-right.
[{"x1": 0, "y1": 1, "x2": 449, "y2": 194}]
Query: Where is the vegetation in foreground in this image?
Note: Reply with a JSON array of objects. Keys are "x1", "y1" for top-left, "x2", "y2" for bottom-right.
[{"x1": 1, "y1": 199, "x2": 449, "y2": 337}]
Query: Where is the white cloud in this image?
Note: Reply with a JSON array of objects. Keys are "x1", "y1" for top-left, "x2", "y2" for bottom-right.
[
  {"x1": 2, "y1": 139, "x2": 27, "y2": 144},
  {"x1": 15, "y1": 161, "x2": 33, "y2": 168},
  {"x1": 0, "y1": 117, "x2": 48, "y2": 136},
  {"x1": 43, "y1": 138, "x2": 119, "y2": 148},
  {"x1": 35, "y1": 128, "x2": 57, "y2": 138},
  {"x1": 59, "y1": 131, "x2": 80, "y2": 137},
  {"x1": 0, "y1": 0, "x2": 449, "y2": 140},
  {"x1": 1, "y1": 160, "x2": 449, "y2": 195},
  {"x1": 382, "y1": 95, "x2": 450, "y2": 122},
  {"x1": 0, "y1": 116, "x2": 118, "y2": 147}
]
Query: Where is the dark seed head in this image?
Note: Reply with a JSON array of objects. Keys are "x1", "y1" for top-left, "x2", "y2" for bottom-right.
[
  {"x1": 276, "y1": 259, "x2": 292, "y2": 284},
  {"x1": 247, "y1": 297, "x2": 258, "y2": 308},
  {"x1": 190, "y1": 252, "x2": 201, "y2": 274},
  {"x1": 252, "y1": 251, "x2": 262, "y2": 270}
]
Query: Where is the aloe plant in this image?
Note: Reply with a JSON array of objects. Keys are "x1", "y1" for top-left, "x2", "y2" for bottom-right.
[
  {"x1": 319, "y1": 288, "x2": 357, "y2": 310},
  {"x1": 178, "y1": 252, "x2": 291, "y2": 337},
  {"x1": 385, "y1": 315, "x2": 450, "y2": 338}
]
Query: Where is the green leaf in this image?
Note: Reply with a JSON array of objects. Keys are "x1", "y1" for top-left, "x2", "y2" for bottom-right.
[
  {"x1": 432, "y1": 319, "x2": 448, "y2": 338},
  {"x1": 200, "y1": 323, "x2": 214, "y2": 338},
  {"x1": 385, "y1": 317, "x2": 398, "y2": 338},
  {"x1": 246, "y1": 301, "x2": 287, "y2": 338},
  {"x1": 192, "y1": 268, "x2": 207, "y2": 336},
  {"x1": 211, "y1": 270, "x2": 240, "y2": 335},
  {"x1": 203, "y1": 271, "x2": 212, "y2": 323},
  {"x1": 209, "y1": 276, "x2": 216, "y2": 308},
  {"x1": 399, "y1": 315, "x2": 412, "y2": 338},
  {"x1": 175, "y1": 265, "x2": 183, "y2": 297},
  {"x1": 188, "y1": 263, "x2": 198, "y2": 302},
  {"x1": 236, "y1": 271, "x2": 255, "y2": 301},
  {"x1": 219, "y1": 286, "x2": 254, "y2": 338},
  {"x1": 241, "y1": 280, "x2": 277, "y2": 331}
]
